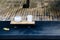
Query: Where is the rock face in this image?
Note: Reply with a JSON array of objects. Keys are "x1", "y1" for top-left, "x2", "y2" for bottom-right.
[{"x1": 0, "y1": 0, "x2": 59, "y2": 21}]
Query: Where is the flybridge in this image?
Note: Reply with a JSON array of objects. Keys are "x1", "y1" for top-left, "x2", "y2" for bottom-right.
[{"x1": 10, "y1": 15, "x2": 35, "y2": 24}]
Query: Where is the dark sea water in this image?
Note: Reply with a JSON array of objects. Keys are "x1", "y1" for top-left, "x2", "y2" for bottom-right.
[{"x1": 0, "y1": 21, "x2": 60, "y2": 39}]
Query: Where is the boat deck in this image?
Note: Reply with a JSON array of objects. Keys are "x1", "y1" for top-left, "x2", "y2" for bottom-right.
[{"x1": 10, "y1": 21, "x2": 35, "y2": 24}]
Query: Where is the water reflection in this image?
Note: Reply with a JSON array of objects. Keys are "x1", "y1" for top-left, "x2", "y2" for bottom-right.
[{"x1": 0, "y1": 21, "x2": 60, "y2": 35}]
